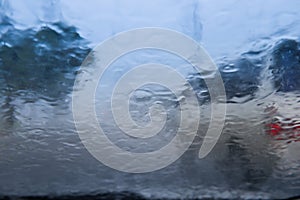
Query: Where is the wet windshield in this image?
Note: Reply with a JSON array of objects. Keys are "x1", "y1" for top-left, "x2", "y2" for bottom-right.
[{"x1": 0, "y1": 0, "x2": 300, "y2": 199}]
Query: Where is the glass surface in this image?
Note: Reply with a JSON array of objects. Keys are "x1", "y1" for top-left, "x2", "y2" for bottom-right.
[{"x1": 0, "y1": 0, "x2": 300, "y2": 199}]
